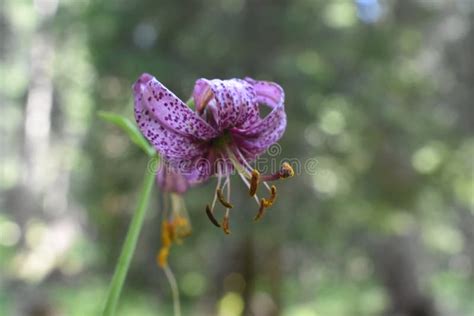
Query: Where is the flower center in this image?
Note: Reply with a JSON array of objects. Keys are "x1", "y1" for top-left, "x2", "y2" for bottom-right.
[{"x1": 210, "y1": 130, "x2": 233, "y2": 150}]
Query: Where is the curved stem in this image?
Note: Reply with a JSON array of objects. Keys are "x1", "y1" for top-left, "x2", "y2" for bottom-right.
[
  {"x1": 102, "y1": 165, "x2": 156, "y2": 316},
  {"x1": 163, "y1": 265, "x2": 182, "y2": 316}
]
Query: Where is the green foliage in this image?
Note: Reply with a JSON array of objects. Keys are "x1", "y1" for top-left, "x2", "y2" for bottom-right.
[{"x1": 98, "y1": 111, "x2": 155, "y2": 157}]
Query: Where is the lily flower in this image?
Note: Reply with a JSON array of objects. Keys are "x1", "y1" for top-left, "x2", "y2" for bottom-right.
[
  {"x1": 155, "y1": 163, "x2": 192, "y2": 267},
  {"x1": 134, "y1": 73, "x2": 293, "y2": 234}
]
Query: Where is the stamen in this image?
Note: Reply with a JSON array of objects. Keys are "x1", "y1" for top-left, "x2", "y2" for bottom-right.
[
  {"x1": 262, "y1": 181, "x2": 271, "y2": 191},
  {"x1": 238, "y1": 172, "x2": 260, "y2": 205},
  {"x1": 217, "y1": 188, "x2": 233, "y2": 208},
  {"x1": 235, "y1": 148, "x2": 272, "y2": 200},
  {"x1": 226, "y1": 148, "x2": 253, "y2": 179},
  {"x1": 254, "y1": 199, "x2": 267, "y2": 221},
  {"x1": 268, "y1": 185, "x2": 277, "y2": 205},
  {"x1": 254, "y1": 186, "x2": 277, "y2": 222},
  {"x1": 211, "y1": 166, "x2": 223, "y2": 209},
  {"x1": 236, "y1": 149, "x2": 270, "y2": 192},
  {"x1": 220, "y1": 150, "x2": 294, "y2": 225},
  {"x1": 235, "y1": 147, "x2": 255, "y2": 172},
  {"x1": 260, "y1": 162, "x2": 295, "y2": 182},
  {"x1": 234, "y1": 149, "x2": 275, "y2": 196},
  {"x1": 222, "y1": 212, "x2": 231, "y2": 234},
  {"x1": 205, "y1": 204, "x2": 221, "y2": 227},
  {"x1": 222, "y1": 171, "x2": 232, "y2": 235},
  {"x1": 206, "y1": 162, "x2": 226, "y2": 228},
  {"x1": 234, "y1": 147, "x2": 293, "y2": 185},
  {"x1": 249, "y1": 169, "x2": 260, "y2": 197},
  {"x1": 279, "y1": 162, "x2": 295, "y2": 178}
]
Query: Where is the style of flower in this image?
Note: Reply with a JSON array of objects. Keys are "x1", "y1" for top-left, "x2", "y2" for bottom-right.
[
  {"x1": 156, "y1": 164, "x2": 192, "y2": 267},
  {"x1": 133, "y1": 73, "x2": 293, "y2": 234}
]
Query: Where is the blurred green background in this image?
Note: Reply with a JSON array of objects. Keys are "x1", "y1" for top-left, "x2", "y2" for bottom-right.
[{"x1": 1, "y1": 0, "x2": 473, "y2": 315}]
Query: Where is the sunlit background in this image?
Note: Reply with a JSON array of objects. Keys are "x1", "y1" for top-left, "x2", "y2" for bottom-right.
[{"x1": 1, "y1": 0, "x2": 473, "y2": 315}]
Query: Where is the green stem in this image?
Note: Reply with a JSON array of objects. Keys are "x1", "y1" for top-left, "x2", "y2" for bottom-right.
[
  {"x1": 102, "y1": 165, "x2": 156, "y2": 316},
  {"x1": 163, "y1": 265, "x2": 181, "y2": 316}
]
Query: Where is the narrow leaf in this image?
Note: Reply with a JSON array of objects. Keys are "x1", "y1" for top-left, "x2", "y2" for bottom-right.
[{"x1": 98, "y1": 111, "x2": 155, "y2": 157}]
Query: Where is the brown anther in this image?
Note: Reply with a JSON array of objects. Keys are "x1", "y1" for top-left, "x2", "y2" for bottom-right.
[
  {"x1": 217, "y1": 188, "x2": 233, "y2": 208},
  {"x1": 279, "y1": 162, "x2": 295, "y2": 178},
  {"x1": 249, "y1": 169, "x2": 260, "y2": 196},
  {"x1": 222, "y1": 216, "x2": 231, "y2": 234},
  {"x1": 268, "y1": 185, "x2": 277, "y2": 205},
  {"x1": 263, "y1": 198, "x2": 273, "y2": 208},
  {"x1": 254, "y1": 199, "x2": 267, "y2": 221},
  {"x1": 205, "y1": 204, "x2": 221, "y2": 227}
]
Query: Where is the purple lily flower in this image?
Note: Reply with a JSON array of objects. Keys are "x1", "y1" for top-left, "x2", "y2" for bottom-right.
[{"x1": 134, "y1": 73, "x2": 293, "y2": 233}]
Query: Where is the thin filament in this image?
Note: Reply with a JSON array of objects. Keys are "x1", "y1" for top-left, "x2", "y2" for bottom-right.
[
  {"x1": 225, "y1": 148, "x2": 252, "y2": 178},
  {"x1": 222, "y1": 159, "x2": 232, "y2": 207},
  {"x1": 234, "y1": 147, "x2": 254, "y2": 172},
  {"x1": 235, "y1": 147, "x2": 273, "y2": 194},
  {"x1": 211, "y1": 163, "x2": 224, "y2": 210}
]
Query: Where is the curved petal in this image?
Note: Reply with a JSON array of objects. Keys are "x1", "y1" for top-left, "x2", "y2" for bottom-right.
[
  {"x1": 133, "y1": 73, "x2": 217, "y2": 163},
  {"x1": 246, "y1": 78, "x2": 284, "y2": 109},
  {"x1": 192, "y1": 78, "x2": 260, "y2": 131},
  {"x1": 134, "y1": 74, "x2": 218, "y2": 139},
  {"x1": 232, "y1": 79, "x2": 287, "y2": 153}
]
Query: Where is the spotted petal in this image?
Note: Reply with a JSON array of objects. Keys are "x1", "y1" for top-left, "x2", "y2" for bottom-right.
[
  {"x1": 193, "y1": 79, "x2": 260, "y2": 131},
  {"x1": 232, "y1": 79, "x2": 287, "y2": 154},
  {"x1": 133, "y1": 73, "x2": 218, "y2": 165}
]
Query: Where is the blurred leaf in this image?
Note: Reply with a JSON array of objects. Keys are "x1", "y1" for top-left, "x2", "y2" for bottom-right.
[
  {"x1": 186, "y1": 98, "x2": 195, "y2": 109},
  {"x1": 98, "y1": 111, "x2": 155, "y2": 157}
]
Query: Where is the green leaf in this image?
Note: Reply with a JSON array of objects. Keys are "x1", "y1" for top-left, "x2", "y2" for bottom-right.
[
  {"x1": 98, "y1": 111, "x2": 155, "y2": 157},
  {"x1": 186, "y1": 98, "x2": 195, "y2": 109}
]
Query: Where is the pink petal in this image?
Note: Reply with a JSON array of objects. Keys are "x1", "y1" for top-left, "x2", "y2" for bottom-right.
[
  {"x1": 134, "y1": 74, "x2": 218, "y2": 140},
  {"x1": 193, "y1": 79, "x2": 260, "y2": 131},
  {"x1": 133, "y1": 73, "x2": 217, "y2": 164},
  {"x1": 232, "y1": 79, "x2": 287, "y2": 153}
]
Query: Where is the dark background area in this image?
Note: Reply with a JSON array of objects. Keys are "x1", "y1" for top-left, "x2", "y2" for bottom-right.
[{"x1": 1, "y1": 0, "x2": 473, "y2": 315}]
